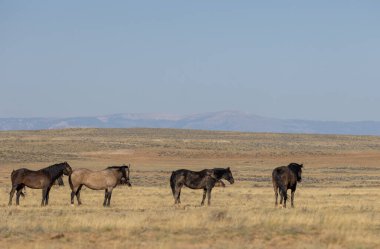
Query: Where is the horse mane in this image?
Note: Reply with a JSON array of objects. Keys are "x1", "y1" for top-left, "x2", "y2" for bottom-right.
[
  {"x1": 212, "y1": 168, "x2": 228, "y2": 179},
  {"x1": 106, "y1": 165, "x2": 128, "y2": 170},
  {"x1": 41, "y1": 162, "x2": 67, "y2": 181}
]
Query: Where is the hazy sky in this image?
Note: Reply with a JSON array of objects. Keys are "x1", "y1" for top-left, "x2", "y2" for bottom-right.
[{"x1": 1, "y1": 1, "x2": 379, "y2": 121}]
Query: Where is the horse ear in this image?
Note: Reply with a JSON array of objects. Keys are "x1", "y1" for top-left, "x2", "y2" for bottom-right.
[
  {"x1": 227, "y1": 167, "x2": 230, "y2": 170},
  {"x1": 300, "y1": 164, "x2": 303, "y2": 168}
]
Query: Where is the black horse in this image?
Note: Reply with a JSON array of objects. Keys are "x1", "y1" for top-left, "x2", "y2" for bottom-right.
[
  {"x1": 272, "y1": 163, "x2": 303, "y2": 208},
  {"x1": 170, "y1": 167, "x2": 234, "y2": 206},
  {"x1": 9, "y1": 162, "x2": 72, "y2": 206}
]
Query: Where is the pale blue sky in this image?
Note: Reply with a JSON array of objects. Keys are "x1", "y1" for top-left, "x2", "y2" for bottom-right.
[{"x1": 1, "y1": 1, "x2": 379, "y2": 121}]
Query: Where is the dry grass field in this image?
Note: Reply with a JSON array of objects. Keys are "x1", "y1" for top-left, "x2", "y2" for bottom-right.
[{"x1": 1, "y1": 128, "x2": 380, "y2": 249}]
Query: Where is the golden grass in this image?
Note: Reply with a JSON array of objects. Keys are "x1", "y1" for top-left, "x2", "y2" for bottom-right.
[
  {"x1": 1, "y1": 128, "x2": 380, "y2": 249},
  {"x1": 1, "y1": 186, "x2": 379, "y2": 249}
]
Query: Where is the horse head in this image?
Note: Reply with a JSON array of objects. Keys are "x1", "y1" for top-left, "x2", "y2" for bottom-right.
[
  {"x1": 223, "y1": 167, "x2": 235, "y2": 184},
  {"x1": 289, "y1": 163, "x2": 303, "y2": 182},
  {"x1": 62, "y1": 162, "x2": 73, "y2": 175},
  {"x1": 297, "y1": 164, "x2": 303, "y2": 182},
  {"x1": 120, "y1": 164, "x2": 132, "y2": 187},
  {"x1": 208, "y1": 167, "x2": 235, "y2": 184}
]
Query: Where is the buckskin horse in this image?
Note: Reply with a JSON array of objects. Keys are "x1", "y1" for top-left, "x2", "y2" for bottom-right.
[
  {"x1": 170, "y1": 167, "x2": 234, "y2": 206},
  {"x1": 9, "y1": 162, "x2": 72, "y2": 206},
  {"x1": 272, "y1": 163, "x2": 303, "y2": 208},
  {"x1": 69, "y1": 165, "x2": 131, "y2": 207}
]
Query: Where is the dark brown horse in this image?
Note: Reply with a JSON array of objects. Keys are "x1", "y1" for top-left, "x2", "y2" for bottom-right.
[
  {"x1": 9, "y1": 162, "x2": 72, "y2": 206},
  {"x1": 170, "y1": 167, "x2": 234, "y2": 206},
  {"x1": 69, "y1": 165, "x2": 131, "y2": 207},
  {"x1": 20, "y1": 175, "x2": 64, "y2": 198},
  {"x1": 272, "y1": 163, "x2": 303, "y2": 208}
]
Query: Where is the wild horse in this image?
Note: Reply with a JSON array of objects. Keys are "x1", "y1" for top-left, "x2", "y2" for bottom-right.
[
  {"x1": 9, "y1": 162, "x2": 72, "y2": 206},
  {"x1": 272, "y1": 163, "x2": 303, "y2": 208},
  {"x1": 69, "y1": 165, "x2": 131, "y2": 207},
  {"x1": 170, "y1": 167, "x2": 234, "y2": 206}
]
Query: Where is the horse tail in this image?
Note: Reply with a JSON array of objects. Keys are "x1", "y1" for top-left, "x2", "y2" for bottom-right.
[
  {"x1": 68, "y1": 173, "x2": 74, "y2": 191},
  {"x1": 11, "y1": 170, "x2": 16, "y2": 182},
  {"x1": 170, "y1": 171, "x2": 176, "y2": 197}
]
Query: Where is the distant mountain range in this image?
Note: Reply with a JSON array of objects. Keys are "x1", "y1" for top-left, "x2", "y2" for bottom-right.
[{"x1": 1, "y1": 111, "x2": 380, "y2": 135}]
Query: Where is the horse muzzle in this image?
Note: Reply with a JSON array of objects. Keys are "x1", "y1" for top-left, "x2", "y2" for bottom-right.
[
  {"x1": 120, "y1": 177, "x2": 132, "y2": 187},
  {"x1": 229, "y1": 178, "x2": 235, "y2": 184}
]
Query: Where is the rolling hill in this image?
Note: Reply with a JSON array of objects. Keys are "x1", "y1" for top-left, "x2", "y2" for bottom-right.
[{"x1": 1, "y1": 111, "x2": 380, "y2": 135}]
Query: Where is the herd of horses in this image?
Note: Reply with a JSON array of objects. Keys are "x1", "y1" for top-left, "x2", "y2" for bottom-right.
[{"x1": 7, "y1": 162, "x2": 303, "y2": 208}]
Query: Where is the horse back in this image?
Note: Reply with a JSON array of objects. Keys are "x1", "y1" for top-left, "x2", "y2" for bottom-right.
[
  {"x1": 11, "y1": 168, "x2": 50, "y2": 188},
  {"x1": 272, "y1": 166, "x2": 289, "y2": 185},
  {"x1": 70, "y1": 168, "x2": 119, "y2": 190},
  {"x1": 11, "y1": 168, "x2": 43, "y2": 181},
  {"x1": 272, "y1": 166, "x2": 297, "y2": 189},
  {"x1": 69, "y1": 168, "x2": 92, "y2": 184},
  {"x1": 173, "y1": 169, "x2": 214, "y2": 189}
]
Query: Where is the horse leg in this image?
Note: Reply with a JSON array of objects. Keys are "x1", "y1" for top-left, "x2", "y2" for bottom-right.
[
  {"x1": 103, "y1": 189, "x2": 108, "y2": 207},
  {"x1": 16, "y1": 190, "x2": 22, "y2": 205},
  {"x1": 76, "y1": 185, "x2": 83, "y2": 205},
  {"x1": 174, "y1": 185, "x2": 182, "y2": 205},
  {"x1": 291, "y1": 189, "x2": 296, "y2": 208},
  {"x1": 282, "y1": 191, "x2": 287, "y2": 208},
  {"x1": 8, "y1": 185, "x2": 17, "y2": 206},
  {"x1": 22, "y1": 187, "x2": 26, "y2": 198},
  {"x1": 274, "y1": 187, "x2": 278, "y2": 207},
  {"x1": 41, "y1": 188, "x2": 48, "y2": 206},
  {"x1": 201, "y1": 188, "x2": 207, "y2": 206},
  {"x1": 15, "y1": 185, "x2": 24, "y2": 205},
  {"x1": 70, "y1": 190, "x2": 76, "y2": 205},
  {"x1": 207, "y1": 188, "x2": 212, "y2": 206},
  {"x1": 45, "y1": 187, "x2": 51, "y2": 206},
  {"x1": 178, "y1": 189, "x2": 181, "y2": 204},
  {"x1": 106, "y1": 188, "x2": 113, "y2": 207}
]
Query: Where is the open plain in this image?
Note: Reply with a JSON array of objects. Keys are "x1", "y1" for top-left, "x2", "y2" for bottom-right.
[{"x1": 1, "y1": 128, "x2": 380, "y2": 249}]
